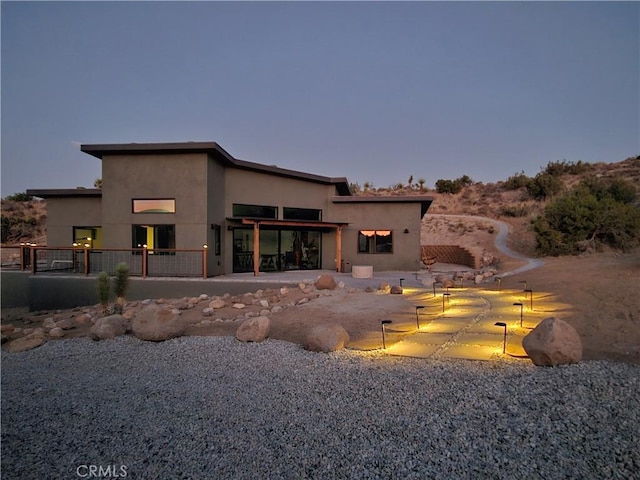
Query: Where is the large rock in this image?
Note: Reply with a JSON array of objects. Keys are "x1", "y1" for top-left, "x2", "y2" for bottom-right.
[
  {"x1": 522, "y1": 317, "x2": 583, "y2": 366},
  {"x1": 5, "y1": 331, "x2": 46, "y2": 353},
  {"x1": 315, "y1": 275, "x2": 337, "y2": 290},
  {"x1": 90, "y1": 314, "x2": 129, "y2": 341},
  {"x1": 209, "y1": 298, "x2": 226, "y2": 309},
  {"x1": 390, "y1": 286, "x2": 403, "y2": 295},
  {"x1": 132, "y1": 305, "x2": 185, "y2": 342},
  {"x1": 235, "y1": 316, "x2": 270, "y2": 343},
  {"x1": 304, "y1": 324, "x2": 350, "y2": 353}
]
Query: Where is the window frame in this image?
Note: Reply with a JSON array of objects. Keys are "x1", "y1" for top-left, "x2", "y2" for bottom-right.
[
  {"x1": 232, "y1": 203, "x2": 278, "y2": 219},
  {"x1": 282, "y1": 207, "x2": 322, "y2": 222},
  {"x1": 357, "y1": 230, "x2": 394, "y2": 254},
  {"x1": 132, "y1": 199, "x2": 176, "y2": 214}
]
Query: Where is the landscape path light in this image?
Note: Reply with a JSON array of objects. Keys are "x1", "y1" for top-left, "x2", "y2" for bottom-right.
[
  {"x1": 495, "y1": 277, "x2": 502, "y2": 291},
  {"x1": 432, "y1": 282, "x2": 440, "y2": 297},
  {"x1": 495, "y1": 322, "x2": 507, "y2": 354},
  {"x1": 399, "y1": 278, "x2": 405, "y2": 288},
  {"x1": 514, "y1": 302, "x2": 524, "y2": 327},
  {"x1": 524, "y1": 289, "x2": 533, "y2": 310},
  {"x1": 381, "y1": 320, "x2": 393, "y2": 349},
  {"x1": 415, "y1": 306, "x2": 425, "y2": 329},
  {"x1": 442, "y1": 292, "x2": 451, "y2": 312}
]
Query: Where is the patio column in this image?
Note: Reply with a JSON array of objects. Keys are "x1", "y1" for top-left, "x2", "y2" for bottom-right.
[
  {"x1": 336, "y1": 226, "x2": 342, "y2": 273},
  {"x1": 253, "y1": 221, "x2": 260, "y2": 277}
]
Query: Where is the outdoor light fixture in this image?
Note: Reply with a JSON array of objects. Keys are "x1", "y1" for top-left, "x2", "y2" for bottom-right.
[
  {"x1": 202, "y1": 244, "x2": 208, "y2": 249},
  {"x1": 399, "y1": 278, "x2": 405, "y2": 287},
  {"x1": 442, "y1": 292, "x2": 451, "y2": 312},
  {"x1": 495, "y1": 277, "x2": 502, "y2": 291},
  {"x1": 495, "y1": 322, "x2": 507, "y2": 354},
  {"x1": 524, "y1": 289, "x2": 533, "y2": 310},
  {"x1": 432, "y1": 282, "x2": 439, "y2": 297},
  {"x1": 381, "y1": 320, "x2": 393, "y2": 349},
  {"x1": 514, "y1": 302, "x2": 524, "y2": 327},
  {"x1": 415, "y1": 306, "x2": 425, "y2": 329}
]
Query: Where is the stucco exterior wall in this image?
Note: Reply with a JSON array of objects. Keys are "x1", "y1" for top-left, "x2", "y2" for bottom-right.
[
  {"x1": 101, "y1": 153, "x2": 209, "y2": 249},
  {"x1": 225, "y1": 168, "x2": 335, "y2": 216},
  {"x1": 206, "y1": 155, "x2": 226, "y2": 276},
  {"x1": 332, "y1": 202, "x2": 423, "y2": 271},
  {"x1": 45, "y1": 197, "x2": 102, "y2": 247}
]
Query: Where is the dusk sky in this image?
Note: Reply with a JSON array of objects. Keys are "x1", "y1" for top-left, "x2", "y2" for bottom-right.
[{"x1": 1, "y1": 1, "x2": 638, "y2": 197}]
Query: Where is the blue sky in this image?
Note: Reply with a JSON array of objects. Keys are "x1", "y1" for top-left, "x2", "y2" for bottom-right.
[{"x1": 1, "y1": 1, "x2": 638, "y2": 196}]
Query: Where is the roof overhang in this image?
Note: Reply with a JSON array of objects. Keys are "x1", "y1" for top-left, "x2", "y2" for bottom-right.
[
  {"x1": 27, "y1": 189, "x2": 102, "y2": 199},
  {"x1": 332, "y1": 195, "x2": 434, "y2": 217},
  {"x1": 233, "y1": 218, "x2": 348, "y2": 229}
]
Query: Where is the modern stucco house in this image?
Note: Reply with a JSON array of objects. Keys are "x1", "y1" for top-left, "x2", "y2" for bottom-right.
[{"x1": 28, "y1": 142, "x2": 433, "y2": 277}]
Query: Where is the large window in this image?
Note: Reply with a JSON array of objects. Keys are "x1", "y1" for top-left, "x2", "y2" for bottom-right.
[
  {"x1": 73, "y1": 227, "x2": 102, "y2": 248},
  {"x1": 133, "y1": 199, "x2": 175, "y2": 214},
  {"x1": 232, "y1": 203, "x2": 277, "y2": 219},
  {"x1": 132, "y1": 225, "x2": 175, "y2": 251},
  {"x1": 283, "y1": 207, "x2": 322, "y2": 221},
  {"x1": 358, "y1": 230, "x2": 393, "y2": 254}
]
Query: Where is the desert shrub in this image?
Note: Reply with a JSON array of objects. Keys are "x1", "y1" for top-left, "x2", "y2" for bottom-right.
[
  {"x1": 533, "y1": 178, "x2": 640, "y2": 255},
  {"x1": 500, "y1": 204, "x2": 530, "y2": 217},
  {"x1": 435, "y1": 175, "x2": 474, "y2": 194},
  {"x1": 113, "y1": 263, "x2": 130, "y2": 299},
  {"x1": 543, "y1": 160, "x2": 593, "y2": 176},
  {"x1": 349, "y1": 182, "x2": 361, "y2": 194},
  {"x1": 96, "y1": 272, "x2": 111, "y2": 313},
  {"x1": 3, "y1": 192, "x2": 33, "y2": 202},
  {"x1": 435, "y1": 179, "x2": 461, "y2": 194},
  {"x1": 526, "y1": 172, "x2": 563, "y2": 201},
  {"x1": 503, "y1": 172, "x2": 531, "y2": 190}
]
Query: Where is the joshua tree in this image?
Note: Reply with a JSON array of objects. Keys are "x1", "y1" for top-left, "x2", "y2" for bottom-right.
[
  {"x1": 363, "y1": 181, "x2": 373, "y2": 192},
  {"x1": 408, "y1": 175, "x2": 414, "y2": 188},
  {"x1": 417, "y1": 178, "x2": 426, "y2": 191}
]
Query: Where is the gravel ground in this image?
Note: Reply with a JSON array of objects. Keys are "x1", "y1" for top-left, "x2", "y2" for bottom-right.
[{"x1": 2, "y1": 336, "x2": 639, "y2": 479}]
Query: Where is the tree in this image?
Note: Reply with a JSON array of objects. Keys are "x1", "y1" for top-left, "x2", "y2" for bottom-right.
[
  {"x1": 533, "y1": 177, "x2": 640, "y2": 255},
  {"x1": 94, "y1": 178, "x2": 103, "y2": 188},
  {"x1": 526, "y1": 172, "x2": 563, "y2": 201}
]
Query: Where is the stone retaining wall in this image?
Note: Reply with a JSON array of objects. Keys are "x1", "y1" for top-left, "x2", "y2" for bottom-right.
[{"x1": 420, "y1": 245, "x2": 480, "y2": 269}]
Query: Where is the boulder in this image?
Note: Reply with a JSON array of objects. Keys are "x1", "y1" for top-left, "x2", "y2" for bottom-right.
[
  {"x1": 90, "y1": 314, "x2": 129, "y2": 340},
  {"x1": 132, "y1": 305, "x2": 185, "y2": 342},
  {"x1": 303, "y1": 324, "x2": 350, "y2": 353},
  {"x1": 49, "y1": 327, "x2": 65, "y2": 338},
  {"x1": 209, "y1": 298, "x2": 226, "y2": 309},
  {"x1": 5, "y1": 331, "x2": 46, "y2": 353},
  {"x1": 474, "y1": 274, "x2": 484, "y2": 285},
  {"x1": 315, "y1": 275, "x2": 337, "y2": 290},
  {"x1": 522, "y1": 317, "x2": 583, "y2": 366},
  {"x1": 390, "y1": 286, "x2": 403, "y2": 295},
  {"x1": 236, "y1": 316, "x2": 270, "y2": 342},
  {"x1": 56, "y1": 318, "x2": 76, "y2": 330}
]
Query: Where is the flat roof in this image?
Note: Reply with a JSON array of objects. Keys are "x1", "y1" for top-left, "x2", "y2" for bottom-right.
[
  {"x1": 26, "y1": 188, "x2": 102, "y2": 199},
  {"x1": 332, "y1": 195, "x2": 434, "y2": 217},
  {"x1": 81, "y1": 141, "x2": 351, "y2": 196}
]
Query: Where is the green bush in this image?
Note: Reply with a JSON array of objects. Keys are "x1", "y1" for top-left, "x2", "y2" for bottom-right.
[
  {"x1": 113, "y1": 263, "x2": 130, "y2": 299},
  {"x1": 96, "y1": 272, "x2": 111, "y2": 313},
  {"x1": 500, "y1": 204, "x2": 530, "y2": 217},
  {"x1": 526, "y1": 172, "x2": 564, "y2": 201},
  {"x1": 543, "y1": 160, "x2": 593, "y2": 176},
  {"x1": 503, "y1": 172, "x2": 531, "y2": 190},
  {"x1": 435, "y1": 175, "x2": 474, "y2": 194},
  {"x1": 533, "y1": 177, "x2": 640, "y2": 255},
  {"x1": 3, "y1": 192, "x2": 33, "y2": 202}
]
